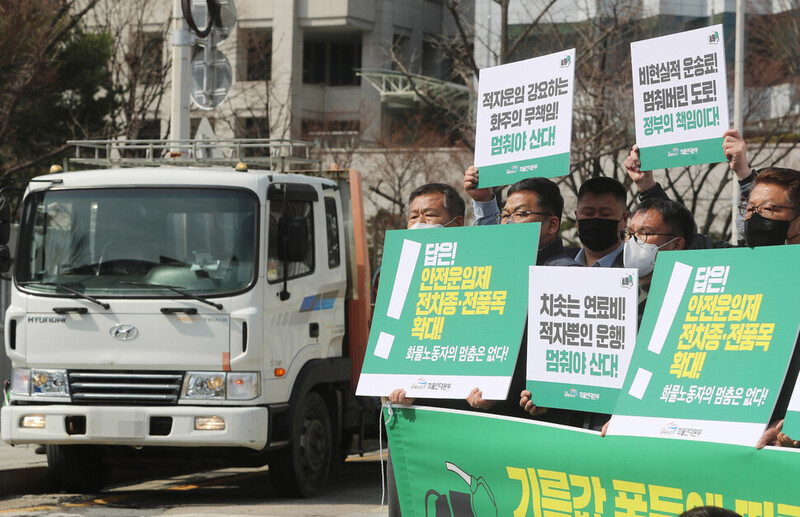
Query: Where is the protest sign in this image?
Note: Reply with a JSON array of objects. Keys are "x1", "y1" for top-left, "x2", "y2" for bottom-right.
[
  {"x1": 386, "y1": 405, "x2": 800, "y2": 517},
  {"x1": 526, "y1": 266, "x2": 638, "y2": 413},
  {"x1": 474, "y1": 49, "x2": 575, "y2": 189},
  {"x1": 356, "y1": 224, "x2": 538, "y2": 399},
  {"x1": 631, "y1": 24, "x2": 729, "y2": 170},
  {"x1": 607, "y1": 246, "x2": 800, "y2": 446}
]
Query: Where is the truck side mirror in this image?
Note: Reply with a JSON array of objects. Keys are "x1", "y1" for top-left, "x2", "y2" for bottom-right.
[
  {"x1": 0, "y1": 197, "x2": 10, "y2": 245},
  {"x1": 0, "y1": 245, "x2": 11, "y2": 273},
  {"x1": 279, "y1": 216, "x2": 308, "y2": 262}
]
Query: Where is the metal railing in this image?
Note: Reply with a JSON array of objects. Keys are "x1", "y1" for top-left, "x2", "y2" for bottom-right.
[{"x1": 65, "y1": 138, "x2": 322, "y2": 172}]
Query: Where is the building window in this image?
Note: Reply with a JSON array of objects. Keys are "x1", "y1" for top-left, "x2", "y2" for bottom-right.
[
  {"x1": 239, "y1": 28, "x2": 271, "y2": 81},
  {"x1": 303, "y1": 35, "x2": 362, "y2": 86},
  {"x1": 234, "y1": 116, "x2": 270, "y2": 156},
  {"x1": 301, "y1": 119, "x2": 360, "y2": 139},
  {"x1": 392, "y1": 34, "x2": 409, "y2": 72},
  {"x1": 137, "y1": 119, "x2": 162, "y2": 140},
  {"x1": 422, "y1": 38, "x2": 440, "y2": 79},
  {"x1": 129, "y1": 31, "x2": 164, "y2": 86},
  {"x1": 121, "y1": 119, "x2": 162, "y2": 158},
  {"x1": 235, "y1": 117, "x2": 269, "y2": 139}
]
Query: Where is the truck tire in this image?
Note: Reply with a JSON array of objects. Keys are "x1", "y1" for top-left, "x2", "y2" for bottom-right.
[
  {"x1": 269, "y1": 391, "x2": 332, "y2": 497},
  {"x1": 46, "y1": 444, "x2": 110, "y2": 493},
  {"x1": 338, "y1": 429, "x2": 354, "y2": 464}
]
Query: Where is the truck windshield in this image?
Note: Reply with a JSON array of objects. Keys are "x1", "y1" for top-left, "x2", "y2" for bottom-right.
[{"x1": 16, "y1": 187, "x2": 258, "y2": 296}]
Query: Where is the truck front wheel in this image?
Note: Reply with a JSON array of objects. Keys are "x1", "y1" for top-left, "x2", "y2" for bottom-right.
[
  {"x1": 46, "y1": 444, "x2": 110, "y2": 493},
  {"x1": 269, "y1": 391, "x2": 332, "y2": 497}
]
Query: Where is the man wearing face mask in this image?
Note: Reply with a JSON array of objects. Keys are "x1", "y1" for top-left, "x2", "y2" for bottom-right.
[
  {"x1": 572, "y1": 177, "x2": 629, "y2": 267},
  {"x1": 620, "y1": 198, "x2": 695, "y2": 325},
  {"x1": 406, "y1": 183, "x2": 465, "y2": 230},
  {"x1": 721, "y1": 167, "x2": 800, "y2": 450},
  {"x1": 373, "y1": 183, "x2": 465, "y2": 304},
  {"x1": 385, "y1": 182, "x2": 465, "y2": 517},
  {"x1": 385, "y1": 182, "x2": 467, "y2": 408},
  {"x1": 742, "y1": 167, "x2": 800, "y2": 247}
]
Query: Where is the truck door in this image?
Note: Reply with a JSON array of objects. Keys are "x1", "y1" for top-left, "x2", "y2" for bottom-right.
[{"x1": 262, "y1": 183, "x2": 342, "y2": 403}]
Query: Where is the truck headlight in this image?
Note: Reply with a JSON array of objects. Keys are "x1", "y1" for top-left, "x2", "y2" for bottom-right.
[
  {"x1": 31, "y1": 369, "x2": 69, "y2": 398},
  {"x1": 10, "y1": 368, "x2": 31, "y2": 396},
  {"x1": 182, "y1": 372, "x2": 226, "y2": 399},
  {"x1": 181, "y1": 372, "x2": 260, "y2": 400},
  {"x1": 227, "y1": 372, "x2": 259, "y2": 400}
]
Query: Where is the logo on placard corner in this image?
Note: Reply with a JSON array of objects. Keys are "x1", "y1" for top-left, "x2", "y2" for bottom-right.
[
  {"x1": 660, "y1": 422, "x2": 703, "y2": 437},
  {"x1": 621, "y1": 274, "x2": 635, "y2": 288},
  {"x1": 560, "y1": 55, "x2": 571, "y2": 68},
  {"x1": 564, "y1": 388, "x2": 578, "y2": 398},
  {"x1": 506, "y1": 164, "x2": 519, "y2": 175},
  {"x1": 708, "y1": 31, "x2": 720, "y2": 44},
  {"x1": 410, "y1": 377, "x2": 428, "y2": 390},
  {"x1": 660, "y1": 422, "x2": 678, "y2": 435},
  {"x1": 668, "y1": 146, "x2": 700, "y2": 158}
]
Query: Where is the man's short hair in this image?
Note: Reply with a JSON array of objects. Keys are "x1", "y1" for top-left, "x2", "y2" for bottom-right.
[
  {"x1": 408, "y1": 183, "x2": 466, "y2": 219},
  {"x1": 577, "y1": 176, "x2": 627, "y2": 209},
  {"x1": 507, "y1": 177, "x2": 565, "y2": 221},
  {"x1": 752, "y1": 167, "x2": 800, "y2": 210},
  {"x1": 679, "y1": 507, "x2": 742, "y2": 517},
  {"x1": 632, "y1": 198, "x2": 696, "y2": 249}
]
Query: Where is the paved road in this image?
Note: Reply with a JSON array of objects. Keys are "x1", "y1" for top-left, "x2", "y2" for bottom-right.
[{"x1": 0, "y1": 448, "x2": 387, "y2": 516}]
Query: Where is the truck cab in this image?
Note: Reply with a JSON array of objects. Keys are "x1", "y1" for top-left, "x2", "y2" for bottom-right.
[{"x1": 1, "y1": 157, "x2": 373, "y2": 496}]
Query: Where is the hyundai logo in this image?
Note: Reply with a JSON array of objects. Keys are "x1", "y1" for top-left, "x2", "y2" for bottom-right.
[{"x1": 110, "y1": 324, "x2": 138, "y2": 341}]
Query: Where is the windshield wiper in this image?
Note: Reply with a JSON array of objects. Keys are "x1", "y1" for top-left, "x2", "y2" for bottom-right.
[
  {"x1": 19, "y1": 281, "x2": 110, "y2": 310},
  {"x1": 119, "y1": 281, "x2": 224, "y2": 311}
]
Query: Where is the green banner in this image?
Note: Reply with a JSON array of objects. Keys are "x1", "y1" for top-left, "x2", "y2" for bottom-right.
[
  {"x1": 387, "y1": 405, "x2": 800, "y2": 517},
  {"x1": 609, "y1": 246, "x2": 800, "y2": 446},
  {"x1": 357, "y1": 224, "x2": 539, "y2": 400},
  {"x1": 477, "y1": 152, "x2": 570, "y2": 189},
  {"x1": 639, "y1": 137, "x2": 725, "y2": 171}
]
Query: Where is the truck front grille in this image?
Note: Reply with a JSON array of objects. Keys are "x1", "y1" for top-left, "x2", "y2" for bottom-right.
[{"x1": 69, "y1": 372, "x2": 183, "y2": 405}]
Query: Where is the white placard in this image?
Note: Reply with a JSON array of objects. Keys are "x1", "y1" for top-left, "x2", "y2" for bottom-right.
[
  {"x1": 474, "y1": 49, "x2": 575, "y2": 188},
  {"x1": 631, "y1": 25, "x2": 729, "y2": 170},
  {"x1": 526, "y1": 266, "x2": 638, "y2": 413}
]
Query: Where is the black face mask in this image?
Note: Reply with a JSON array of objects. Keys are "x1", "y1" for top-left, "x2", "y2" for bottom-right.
[
  {"x1": 578, "y1": 217, "x2": 620, "y2": 252},
  {"x1": 744, "y1": 213, "x2": 790, "y2": 247}
]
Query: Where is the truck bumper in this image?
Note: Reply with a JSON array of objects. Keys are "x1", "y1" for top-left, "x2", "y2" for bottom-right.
[{"x1": 1, "y1": 405, "x2": 268, "y2": 450}]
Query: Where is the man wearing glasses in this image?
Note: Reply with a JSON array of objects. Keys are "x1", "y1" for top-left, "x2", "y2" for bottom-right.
[
  {"x1": 620, "y1": 198, "x2": 695, "y2": 324},
  {"x1": 745, "y1": 167, "x2": 800, "y2": 449},
  {"x1": 463, "y1": 166, "x2": 577, "y2": 267},
  {"x1": 462, "y1": 168, "x2": 580, "y2": 415},
  {"x1": 740, "y1": 168, "x2": 800, "y2": 247}
]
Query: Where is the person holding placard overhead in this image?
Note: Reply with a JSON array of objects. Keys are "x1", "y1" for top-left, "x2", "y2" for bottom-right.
[
  {"x1": 624, "y1": 128, "x2": 758, "y2": 247},
  {"x1": 465, "y1": 166, "x2": 630, "y2": 268},
  {"x1": 463, "y1": 166, "x2": 578, "y2": 267},
  {"x1": 464, "y1": 167, "x2": 594, "y2": 418}
]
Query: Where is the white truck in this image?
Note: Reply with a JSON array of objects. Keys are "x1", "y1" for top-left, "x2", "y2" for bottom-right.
[{"x1": 0, "y1": 140, "x2": 375, "y2": 496}]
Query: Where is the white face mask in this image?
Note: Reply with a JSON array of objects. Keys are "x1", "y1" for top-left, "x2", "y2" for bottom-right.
[
  {"x1": 623, "y1": 237, "x2": 678, "y2": 277},
  {"x1": 409, "y1": 222, "x2": 443, "y2": 230}
]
